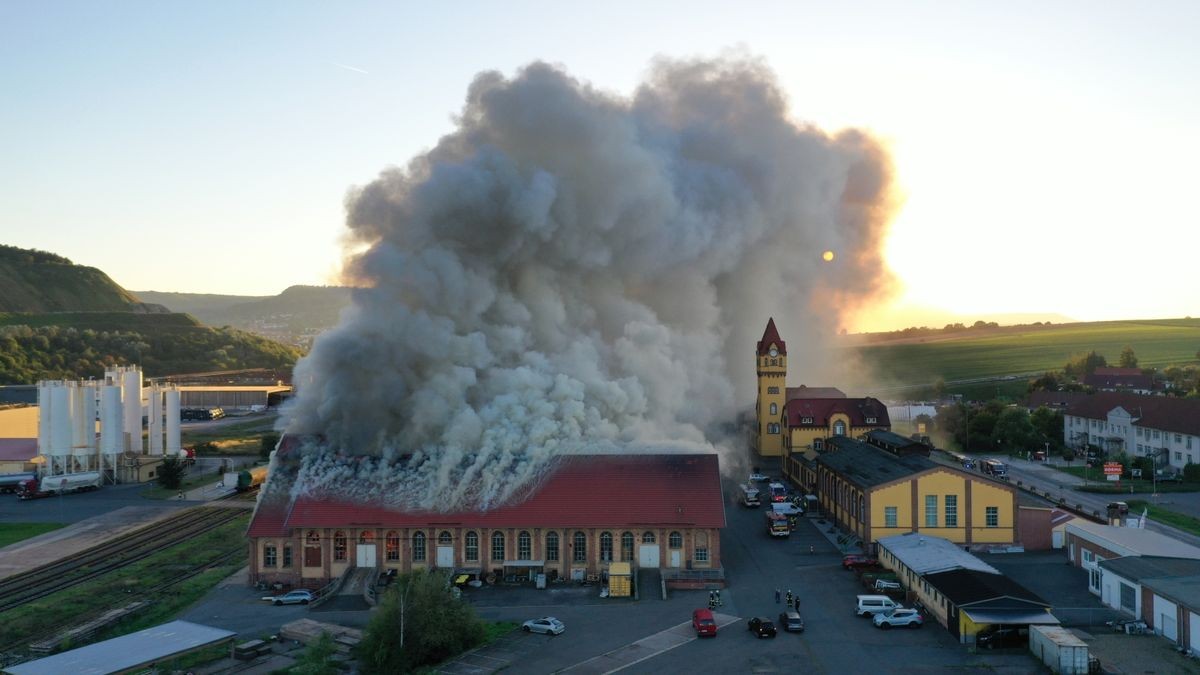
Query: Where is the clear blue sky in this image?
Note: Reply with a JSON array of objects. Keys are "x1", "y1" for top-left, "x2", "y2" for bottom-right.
[{"x1": 1, "y1": 1, "x2": 1196, "y2": 328}]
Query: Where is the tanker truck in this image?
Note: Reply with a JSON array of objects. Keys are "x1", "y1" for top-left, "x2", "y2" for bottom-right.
[
  {"x1": 16, "y1": 472, "x2": 102, "y2": 500},
  {"x1": 0, "y1": 472, "x2": 38, "y2": 494}
]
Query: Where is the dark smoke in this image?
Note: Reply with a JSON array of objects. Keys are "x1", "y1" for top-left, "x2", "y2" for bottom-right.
[{"x1": 278, "y1": 56, "x2": 897, "y2": 510}]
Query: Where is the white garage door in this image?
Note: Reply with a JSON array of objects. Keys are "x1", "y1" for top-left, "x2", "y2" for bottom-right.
[
  {"x1": 356, "y1": 544, "x2": 377, "y2": 568},
  {"x1": 638, "y1": 544, "x2": 660, "y2": 568},
  {"x1": 1154, "y1": 594, "x2": 1178, "y2": 641},
  {"x1": 437, "y1": 546, "x2": 455, "y2": 568}
]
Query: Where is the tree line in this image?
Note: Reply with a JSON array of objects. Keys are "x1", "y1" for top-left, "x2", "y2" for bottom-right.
[{"x1": 0, "y1": 324, "x2": 300, "y2": 384}]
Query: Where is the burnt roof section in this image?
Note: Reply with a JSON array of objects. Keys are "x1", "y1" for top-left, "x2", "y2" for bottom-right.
[
  {"x1": 784, "y1": 397, "x2": 890, "y2": 429},
  {"x1": 757, "y1": 317, "x2": 786, "y2": 356},
  {"x1": 817, "y1": 437, "x2": 937, "y2": 488},
  {"x1": 863, "y1": 429, "x2": 931, "y2": 456},
  {"x1": 1064, "y1": 392, "x2": 1200, "y2": 436},
  {"x1": 924, "y1": 568, "x2": 1050, "y2": 608}
]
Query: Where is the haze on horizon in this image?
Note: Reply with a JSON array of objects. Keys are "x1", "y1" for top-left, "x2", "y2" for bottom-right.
[{"x1": 1, "y1": 1, "x2": 1196, "y2": 332}]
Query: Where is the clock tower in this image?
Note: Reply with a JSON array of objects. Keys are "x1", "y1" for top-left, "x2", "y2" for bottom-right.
[{"x1": 755, "y1": 317, "x2": 788, "y2": 457}]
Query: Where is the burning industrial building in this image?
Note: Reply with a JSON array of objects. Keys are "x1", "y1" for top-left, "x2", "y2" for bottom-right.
[{"x1": 248, "y1": 55, "x2": 897, "y2": 585}]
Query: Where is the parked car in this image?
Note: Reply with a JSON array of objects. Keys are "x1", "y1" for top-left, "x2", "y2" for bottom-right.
[
  {"x1": 262, "y1": 589, "x2": 313, "y2": 606},
  {"x1": 522, "y1": 617, "x2": 566, "y2": 635},
  {"x1": 778, "y1": 611, "x2": 805, "y2": 633},
  {"x1": 976, "y1": 626, "x2": 1028, "y2": 649},
  {"x1": 748, "y1": 471, "x2": 769, "y2": 483},
  {"x1": 692, "y1": 608, "x2": 718, "y2": 637},
  {"x1": 842, "y1": 554, "x2": 880, "y2": 570},
  {"x1": 872, "y1": 608, "x2": 923, "y2": 629},
  {"x1": 771, "y1": 501, "x2": 802, "y2": 517},
  {"x1": 747, "y1": 617, "x2": 777, "y2": 638}
]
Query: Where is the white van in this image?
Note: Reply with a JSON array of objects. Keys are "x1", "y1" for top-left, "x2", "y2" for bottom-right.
[
  {"x1": 856, "y1": 595, "x2": 898, "y2": 617},
  {"x1": 740, "y1": 484, "x2": 761, "y2": 507}
]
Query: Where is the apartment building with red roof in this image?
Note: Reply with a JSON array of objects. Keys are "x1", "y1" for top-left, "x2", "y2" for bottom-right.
[{"x1": 1063, "y1": 392, "x2": 1200, "y2": 471}]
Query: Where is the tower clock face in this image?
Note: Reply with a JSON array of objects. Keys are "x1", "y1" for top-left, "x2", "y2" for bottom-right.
[{"x1": 768, "y1": 347, "x2": 778, "y2": 357}]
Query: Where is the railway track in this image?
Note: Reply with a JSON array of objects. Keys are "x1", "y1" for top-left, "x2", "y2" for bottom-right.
[{"x1": 0, "y1": 505, "x2": 247, "y2": 614}]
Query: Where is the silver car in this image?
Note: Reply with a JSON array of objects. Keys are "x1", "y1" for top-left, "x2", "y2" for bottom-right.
[
  {"x1": 522, "y1": 617, "x2": 566, "y2": 635},
  {"x1": 873, "y1": 608, "x2": 923, "y2": 629},
  {"x1": 262, "y1": 589, "x2": 314, "y2": 606}
]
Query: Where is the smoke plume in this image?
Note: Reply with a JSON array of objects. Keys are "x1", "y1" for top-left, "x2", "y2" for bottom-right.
[{"x1": 278, "y1": 55, "x2": 897, "y2": 510}]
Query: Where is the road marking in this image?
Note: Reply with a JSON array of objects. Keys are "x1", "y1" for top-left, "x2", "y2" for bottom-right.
[{"x1": 557, "y1": 613, "x2": 742, "y2": 674}]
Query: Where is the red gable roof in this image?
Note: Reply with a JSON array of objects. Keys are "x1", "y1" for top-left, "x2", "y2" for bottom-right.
[
  {"x1": 0, "y1": 438, "x2": 37, "y2": 462},
  {"x1": 248, "y1": 453, "x2": 725, "y2": 537},
  {"x1": 1065, "y1": 392, "x2": 1200, "y2": 437},
  {"x1": 784, "y1": 397, "x2": 890, "y2": 428},
  {"x1": 787, "y1": 385, "x2": 846, "y2": 400},
  {"x1": 1094, "y1": 367, "x2": 1144, "y2": 377},
  {"x1": 757, "y1": 317, "x2": 786, "y2": 356}
]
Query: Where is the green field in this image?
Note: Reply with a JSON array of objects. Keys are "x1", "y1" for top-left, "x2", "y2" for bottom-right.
[
  {"x1": 853, "y1": 318, "x2": 1200, "y2": 394},
  {"x1": 0, "y1": 523, "x2": 66, "y2": 548}
]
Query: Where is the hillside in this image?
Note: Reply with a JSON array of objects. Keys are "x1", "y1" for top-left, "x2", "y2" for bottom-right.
[
  {"x1": 0, "y1": 245, "x2": 156, "y2": 312},
  {"x1": 134, "y1": 285, "x2": 353, "y2": 346},
  {"x1": 853, "y1": 318, "x2": 1200, "y2": 398}
]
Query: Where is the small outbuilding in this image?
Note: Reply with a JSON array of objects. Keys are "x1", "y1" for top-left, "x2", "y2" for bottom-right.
[{"x1": 1, "y1": 620, "x2": 235, "y2": 675}]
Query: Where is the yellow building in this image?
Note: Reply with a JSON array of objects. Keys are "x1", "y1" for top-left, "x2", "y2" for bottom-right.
[
  {"x1": 753, "y1": 317, "x2": 888, "y2": 459},
  {"x1": 813, "y1": 436, "x2": 1019, "y2": 551}
]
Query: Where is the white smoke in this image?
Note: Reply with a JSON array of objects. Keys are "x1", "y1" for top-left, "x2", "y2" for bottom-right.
[{"x1": 278, "y1": 55, "x2": 896, "y2": 510}]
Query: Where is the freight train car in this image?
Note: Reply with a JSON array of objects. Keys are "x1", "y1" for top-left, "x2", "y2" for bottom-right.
[
  {"x1": 237, "y1": 466, "x2": 269, "y2": 492},
  {"x1": 17, "y1": 472, "x2": 102, "y2": 500},
  {"x1": 0, "y1": 472, "x2": 38, "y2": 494}
]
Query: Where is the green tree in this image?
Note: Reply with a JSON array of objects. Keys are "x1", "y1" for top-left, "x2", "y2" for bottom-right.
[
  {"x1": 931, "y1": 378, "x2": 947, "y2": 400},
  {"x1": 292, "y1": 632, "x2": 338, "y2": 675},
  {"x1": 358, "y1": 570, "x2": 486, "y2": 674},
  {"x1": 260, "y1": 433, "x2": 280, "y2": 460},
  {"x1": 156, "y1": 455, "x2": 185, "y2": 490},
  {"x1": 1027, "y1": 371, "x2": 1061, "y2": 394},
  {"x1": 1029, "y1": 407, "x2": 1065, "y2": 451},
  {"x1": 1064, "y1": 351, "x2": 1107, "y2": 379},
  {"x1": 936, "y1": 403, "x2": 969, "y2": 450},
  {"x1": 991, "y1": 408, "x2": 1038, "y2": 454},
  {"x1": 967, "y1": 409, "x2": 999, "y2": 453},
  {"x1": 1118, "y1": 345, "x2": 1138, "y2": 368},
  {"x1": 1184, "y1": 463, "x2": 1200, "y2": 482}
]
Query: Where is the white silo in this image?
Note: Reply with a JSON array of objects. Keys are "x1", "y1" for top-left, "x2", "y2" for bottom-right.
[
  {"x1": 148, "y1": 386, "x2": 163, "y2": 455},
  {"x1": 121, "y1": 367, "x2": 143, "y2": 454},
  {"x1": 71, "y1": 383, "x2": 88, "y2": 449},
  {"x1": 49, "y1": 383, "x2": 73, "y2": 475},
  {"x1": 100, "y1": 384, "x2": 124, "y2": 453},
  {"x1": 37, "y1": 381, "x2": 52, "y2": 462},
  {"x1": 165, "y1": 386, "x2": 181, "y2": 455}
]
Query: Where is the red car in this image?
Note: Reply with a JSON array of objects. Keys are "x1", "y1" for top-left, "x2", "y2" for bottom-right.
[
  {"x1": 692, "y1": 608, "x2": 718, "y2": 637},
  {"x1": 842, "y1": 554, "x2": 880, "y2": 570}
]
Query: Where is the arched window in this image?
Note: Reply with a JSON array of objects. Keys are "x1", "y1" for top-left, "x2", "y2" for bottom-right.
[
  {"x1": 438, "y1": 531, "x2": 453, "y2": 545},
  {"x1": 385, "y1": 531, "x2": 400, "y2": 561},
  {"x1": 465, "y1": 531, "x2": 479, "y2": 562},
  {"x1": 833, "y1": 420, "x2": 846, "y2": 436},
  {"x1": 600, "y1": 532, "x2": 613, "y2": 562},
  {"x1": 333, "y1": 531, "x2": 347, "y2": 561},
  {"x1": 770, "y1": 402, "x2": 777, "y2": 415},
  {"x1": 642, "y1": 532, "x2": 656, "y2": 544},
  {"x1": 358, "y1": 530, "x2": 374, "y2": 544},
  {"x1": 518, "y1": 531, "x2": 532, "y2": 560},
  {"x1": 669, "y1": 531, "x2": 683, "y2": 549},
  {"x1": 412, "y1": 531, "x2": 426, "y2": 562},
  {"x1": 573, "y1": 531, "x2": 587, "y2": 562},
  {"x1": 621, "y1": 532, "x2": 635, "y2": 562},
  {"x1": 306, "y1": 530, "x2": 320, "y2": 545},
  {"x1": 546, "y1": 532, "x2": 559, "y2": 562},
  {"x1": 491, "y1": 531, "x2": 506, "y2": 561}
]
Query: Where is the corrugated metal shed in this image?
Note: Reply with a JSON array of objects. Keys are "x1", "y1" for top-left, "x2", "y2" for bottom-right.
[{"x1": 4, "y1": 620, "x2": 235, "y2": 675}]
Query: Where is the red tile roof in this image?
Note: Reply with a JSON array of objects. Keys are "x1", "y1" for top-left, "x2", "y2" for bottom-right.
[
  {"x1": 248, "y1": 453, "x2": 725, "y2": 538},
  {"x1": 1065, "y1": 392, "x2": 1200, "y2": 437},
  {"x1": 757, "y1": 317, "x2": 786, "y2": 356},
  {"x1": 1082, "y1": 372, "x2": 1155, "y2": 391},
  {"x1": 786, "y1": 386, "x2": 846, "y2": 400},
  {"x1": 1094, "y1": 367, "x2": 1144, "y2": 377},
  {"x1": 0, "y1": 438, "x2": 37, "y2": 462},
  {"x1": 784, "y1": 397, "x2": 890, "y2": 428}
]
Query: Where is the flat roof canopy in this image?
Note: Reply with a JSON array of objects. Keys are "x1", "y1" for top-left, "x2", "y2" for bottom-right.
[
  {"x1": 962, "y1": 608, "x2": 1061, "y2": 625},
  {"x1": 503, "y1": 560, "x2": 546, "y2": 567},
  {"x1": 4, "y1": 620, "x2": 235, "y2": 675}
]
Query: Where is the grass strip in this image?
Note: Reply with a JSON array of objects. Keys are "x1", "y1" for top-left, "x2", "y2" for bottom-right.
[
  {"x1": 0, "y1": 513, "x2": 248, "y2": 649},
  {"x1": 1127, "y1": 500, "x2": 1200, "y2": 537},
  {"x1": 0, "y1": 523, "x2": 66, "y2": 549}
]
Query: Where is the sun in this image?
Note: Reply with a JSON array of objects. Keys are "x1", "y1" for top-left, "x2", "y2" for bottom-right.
[{"x1": 822, "y1": 250, "x2": 835, "y2": 262}]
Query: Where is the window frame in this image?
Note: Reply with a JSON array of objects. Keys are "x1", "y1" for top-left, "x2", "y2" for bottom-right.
[
  {"x1": 412, "y1": 531, "x2": 426, "y2": 562},
  {"x1": 491, "y1": 531, "x2": 506, "y2": 562},
  {"x1": 546, "y1": 532, "x2": 559, "y2": 562},
  {"x1": 945, "y1": 495, "x2": 958, "y2": 527},
  {"x1": 465, "y1": 531, "x2": 479, "y2": 562},
  {"x1": 573, "y1": 531, "x2": 587, "y2": 563}
]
